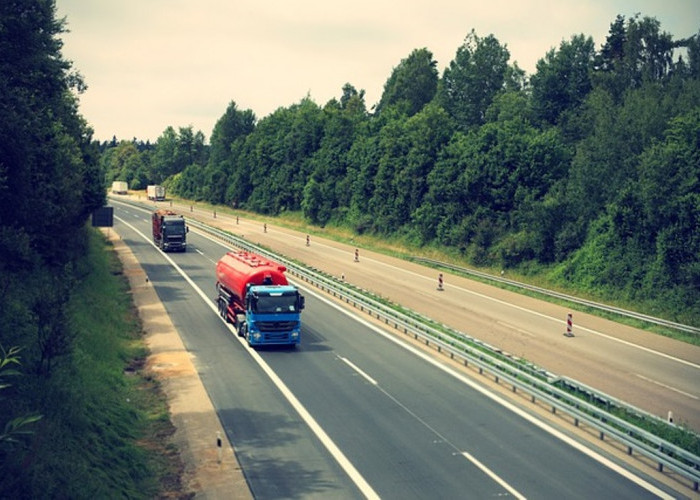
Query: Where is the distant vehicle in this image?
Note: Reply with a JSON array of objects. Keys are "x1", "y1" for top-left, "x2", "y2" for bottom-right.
[
  {"x1": 147, "y1": 185, "x2": 165, "y2": 201},
  {"x1": 111, "y1": 181, "x2": 128, "y2": 194},
  {"x1": 216, "y1": 250, "x2": 304, "y2": 347},
  {"x1": 152, "y1": 209, "x2": 187, "y2": 252}
]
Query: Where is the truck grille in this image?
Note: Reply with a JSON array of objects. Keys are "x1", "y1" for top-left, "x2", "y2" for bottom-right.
[{"x1": 257, "y1": 321, "x2": 298, "y2": 333}]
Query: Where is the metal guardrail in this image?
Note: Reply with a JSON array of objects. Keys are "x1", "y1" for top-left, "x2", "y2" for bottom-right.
[
  {"x1": 412, "y1": 257, "x2": 700, "y2": 336},
  {"x1": 110, "y1": 199, "x2": 699, "y2": 492},
  {"x1": 183, "y1": 217, "x2": 700, "y2": 493}
]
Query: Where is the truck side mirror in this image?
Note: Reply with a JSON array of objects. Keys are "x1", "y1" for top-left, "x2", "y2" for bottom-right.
[
  {"x1": 186, "y1": 226, "x2": 189, "y2": 233},
  {"x1": 299, "y1": 295, "x2": 305, "y2": 311}
]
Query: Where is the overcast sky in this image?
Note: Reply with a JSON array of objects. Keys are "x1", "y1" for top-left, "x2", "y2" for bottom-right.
[{"x1": 56, "y1": 0, "x2": 699, "y2": 143}]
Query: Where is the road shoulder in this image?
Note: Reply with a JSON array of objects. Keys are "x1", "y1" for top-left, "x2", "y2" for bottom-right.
[{"x1": 103, "y1": 228, "x2": 252, "y2": 499}]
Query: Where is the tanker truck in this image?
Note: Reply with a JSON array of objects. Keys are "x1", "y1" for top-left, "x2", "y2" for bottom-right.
[
  {"x1": 152, "y1": 209, "x2": 188, "y2": 252},
  {"x1": 216, "y1": 250, "x2": 304, "y2": 347}
]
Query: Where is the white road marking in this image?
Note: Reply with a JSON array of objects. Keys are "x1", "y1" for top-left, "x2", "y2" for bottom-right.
[
  {"x1": 115, "y1": 204, "x2": 676, "y2": 499},
  {"x1": 117, "y1": 200, "x2": 698, "y2": 370},
  {"x1": 339, "y1": 356, "x2": 378, "y2": 385},
  {"x1": 114, "y1": 215, "x2": 380, "y2": 500},
  {"x1": 338, "y1": 353, "x2": 525, "y2": 497},
  {"x1": 339, "y1": 253, "x2": 700, "y2": 370},
  {"x1": 299, "y1": 286, "x2": 675, "y2": 500},
  {"x1": 461, "y1": 451, "x2": 527, "y2": 500},
  {"x1": 635, "y1": 373, "x2": 699, "y2": 400}
]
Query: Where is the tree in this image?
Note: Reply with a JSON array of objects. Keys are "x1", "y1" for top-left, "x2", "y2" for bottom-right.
[
  {"x1": 376, "y1": 48, "x2": 438, "y2": 116},
  {"x1": 639, "y1": 110, "x2": 700, "y2": 303},
  {"x1": 209, "y1": 101, "x2": 256, "y2": 168},
  {"x1": 439, "y1": 30, "x2": 517, "y2": 130},
  {"x1": 150, "y1": 126, "x2": 207, "y2": 182},
  {"x1": 594, "y1": 15, "x2": 678, "y2": 100},
  {"x1": 530, "y1": 34, "x2": 595, "y2": 125}
]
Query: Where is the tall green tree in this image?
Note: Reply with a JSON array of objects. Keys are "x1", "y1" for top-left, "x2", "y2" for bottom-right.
[
  {"x1": 530, "y1": 34, "x2": 595, "y2": 125},
  {"x1": 376, "y1": 48, "x2": 438, "y2": 116},
  {"x1": 302, "y1": 85, "x2": 369, "y2": 225},
  {"x1": 204, "y1": 101, "x2": 256, "y2": 204},
  {"x1": 1, "y1": 1, "x2": 104, "y2": 487},
  {"x1": 150, "y1": 126, "x2": 207, "y2": 182},
  {"x1": 208, "y1": 101, "x2": 256, "y2": 168},
  {"x1": 594, "y1": 14, "x2": 679, "y2": 100},
  {"x1": 439, "y1": 30, "x2": 520, "y2": 130}
]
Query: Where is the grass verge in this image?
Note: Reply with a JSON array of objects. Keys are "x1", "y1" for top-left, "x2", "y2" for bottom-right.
[{"x1": 0, "y1": 229, "x2": 186, "y2": 499}]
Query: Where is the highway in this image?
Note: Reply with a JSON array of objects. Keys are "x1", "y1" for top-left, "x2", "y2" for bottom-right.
[
  {"x1": 156, "y1": 200, "x2": 700, "y2": 431},
  {"x1": 111, "y1": 201, "x2": 677, "y2": 499}
]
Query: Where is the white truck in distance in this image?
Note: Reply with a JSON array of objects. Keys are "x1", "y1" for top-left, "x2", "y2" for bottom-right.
[
  {"x1": 111, "y1": 181, "x2": 128, "y2": 194},
  {"x1": 147, "y1": 185, "x2": 165, "y2": 201}
]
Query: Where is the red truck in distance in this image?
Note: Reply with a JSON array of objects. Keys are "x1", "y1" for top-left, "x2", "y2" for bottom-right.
[{"x1": 152, "y1": 209, "x2": 188, "y2": 252}]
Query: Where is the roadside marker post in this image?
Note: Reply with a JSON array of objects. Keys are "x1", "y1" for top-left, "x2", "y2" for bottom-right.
[
  {"x1": 437, "y1": 273, "x2": 444, "y2": 291},
  {"x1": 563, "y1": 313, "x2": 574, "y2": 337}
]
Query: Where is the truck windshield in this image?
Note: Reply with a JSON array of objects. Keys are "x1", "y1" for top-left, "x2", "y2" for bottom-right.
[
  {"x1": 164, "y1": 222, "x2": 185, "y2": 234},
  {"x1": 254, "y1": 294, "x2": 298, "y2": 314}
]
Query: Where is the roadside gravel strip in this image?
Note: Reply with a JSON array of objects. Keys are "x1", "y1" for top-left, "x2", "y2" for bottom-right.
[{"x1": 103, "y1": 229, "x2": 252, "y2": 499}]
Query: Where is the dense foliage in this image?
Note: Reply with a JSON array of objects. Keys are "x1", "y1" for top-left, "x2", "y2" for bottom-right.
[
  {"x1": 0, "y1": 0, "x2": 116, "y2": 493},
  {"x1": 105, "y1": 13, "x2": 697, "y2": 322}
]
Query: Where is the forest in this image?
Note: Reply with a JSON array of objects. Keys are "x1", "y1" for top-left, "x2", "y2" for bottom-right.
[
  {"x1": 102, "y1": 15, "x2": 700, "y2": 323},
  {"x1": 0, "y1": 0, "x2": 698, "y2": 494}
]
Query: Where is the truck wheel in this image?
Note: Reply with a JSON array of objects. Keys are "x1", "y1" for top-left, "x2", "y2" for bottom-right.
[{"x1": 217, "y1": 300, "x2": 226, "y2": 322}]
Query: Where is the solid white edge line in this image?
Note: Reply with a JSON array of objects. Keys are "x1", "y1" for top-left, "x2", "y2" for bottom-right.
[
  {"x1": 297, "y1": 285, "x2": 675, "y2": 500},
  {"x1": 114, "y1": 215, "x2": 381, "y2": 500},
  {"x1": 461, "y1": 451, "x2": 527, "y2": 500}
]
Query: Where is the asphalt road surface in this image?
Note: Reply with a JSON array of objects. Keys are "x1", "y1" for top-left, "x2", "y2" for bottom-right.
[
  {"x1": 110, "y1": 200, "x2": 680, "y2": 499},
  {"x1": 144, "y1": 197, "x2": 700, "y2": 432}
]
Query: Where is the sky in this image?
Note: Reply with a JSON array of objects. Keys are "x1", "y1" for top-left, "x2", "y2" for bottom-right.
[{"x1": 55, "y1": 1, "x2": 699, "y2": 143}]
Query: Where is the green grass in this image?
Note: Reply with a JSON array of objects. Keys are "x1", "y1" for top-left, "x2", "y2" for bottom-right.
[{"x1": 0, "y1": 229, "x2": 184, "y2": 499}]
